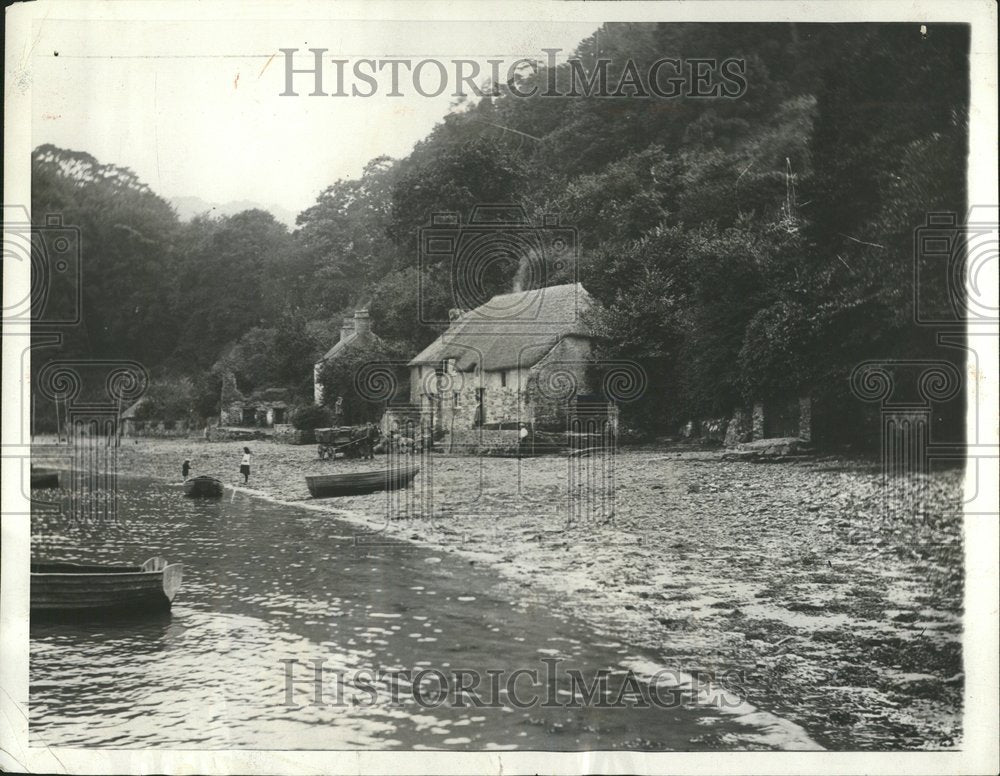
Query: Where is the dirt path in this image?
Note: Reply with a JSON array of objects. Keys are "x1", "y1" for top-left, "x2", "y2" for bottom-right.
[{"x1": 34, "y1": 436, "x2": 964, "y2": 750}]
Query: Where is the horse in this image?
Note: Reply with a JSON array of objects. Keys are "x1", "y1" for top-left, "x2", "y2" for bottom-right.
[{"x1": 349, "y1": 422, "x2": 381, "y2": 460}]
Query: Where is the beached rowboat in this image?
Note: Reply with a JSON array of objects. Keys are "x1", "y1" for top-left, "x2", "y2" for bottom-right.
[
  {"x1": 31, "y1": 557, "x2": 184, "y2": 614},
  {"x1": 183, "y1": 475, "x2": 224, "y2": 498},
  {"x1": 30, "y1": 468, "x2": 60, "y2": 488},
  {"x1": 306, "y1": 464, "x2": 420, "y2": 498}
]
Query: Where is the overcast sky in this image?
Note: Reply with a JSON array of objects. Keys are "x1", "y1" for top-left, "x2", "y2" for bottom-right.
[{"x1": 31, "y1": 18, "x2": 598, "y2": 219}]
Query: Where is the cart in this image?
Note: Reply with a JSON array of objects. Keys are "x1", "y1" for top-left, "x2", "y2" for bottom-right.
[{"x1": 316, "y1": 425, "x2": 378, "y2": 460}]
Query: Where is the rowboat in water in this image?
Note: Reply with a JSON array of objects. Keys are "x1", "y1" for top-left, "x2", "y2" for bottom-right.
[
  {"x1": 183, "y1": 475, "x2": 224, "y2": 498},
  {"x1": 31, "y1": 557, "x2": 184, "y2": 615},
  {"x1": 306, "y1": 464, "x2": 420, "y2": 498},
  {"x1": 30, "y1": 467, "x2": 60, "y2": 488}
]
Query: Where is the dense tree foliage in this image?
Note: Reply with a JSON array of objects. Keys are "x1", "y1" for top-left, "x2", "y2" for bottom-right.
[
  {"x1": 31, "y1": 23, "x2": 968, "y2": 443},
  {"x1": 315, "y1": 340, "x2": 409, "y2": 424}
]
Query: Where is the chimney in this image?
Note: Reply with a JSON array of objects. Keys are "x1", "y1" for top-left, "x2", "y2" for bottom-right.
[
  {"x1": 340, "y1": 317, "x2": 355, "y2": 342},
  {"x1": 354, "y1": 309, "x2": 371, "y2": 336}
]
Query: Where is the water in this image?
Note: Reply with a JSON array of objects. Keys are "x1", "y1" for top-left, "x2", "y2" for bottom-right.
[{"x1": 29, "y1": 476, "x2": 808, "y2": 750}]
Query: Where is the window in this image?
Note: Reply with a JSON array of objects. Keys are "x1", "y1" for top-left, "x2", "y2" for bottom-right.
[
  {"x1": 500, "y1": 370, "x2": 507, "y2": 388},
  {"x1": 453, "y1": 391, "x2": 461, "y2": 407}
]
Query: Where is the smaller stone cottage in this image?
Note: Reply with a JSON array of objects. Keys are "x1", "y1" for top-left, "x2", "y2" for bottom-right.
[{"x1": 313, "y1": 309, "x2": 381, "y2": 405}]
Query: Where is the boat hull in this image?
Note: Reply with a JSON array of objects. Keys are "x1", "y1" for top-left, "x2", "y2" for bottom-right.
[
  {"x1": 31, "y1": 557, "x2": 184, "y2": 616},
  {"x1": 183, "y1": 476, "x2": 224, "y2": 498},
  {"x1": 306, "y1": 465, "x2": 419, "y2": 498},
  {"x1": 30, "y1": 469, "x2": 60, "y2": 488}
]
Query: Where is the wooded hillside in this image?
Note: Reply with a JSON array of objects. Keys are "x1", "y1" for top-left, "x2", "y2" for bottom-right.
[{"x1": 30, "y1": 23, "x2": 969, "y2": 443}]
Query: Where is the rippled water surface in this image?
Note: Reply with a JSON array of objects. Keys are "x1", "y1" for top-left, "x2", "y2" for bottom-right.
[{"x1": 30, "y1": 477, "x2": 788, "y2": 750}]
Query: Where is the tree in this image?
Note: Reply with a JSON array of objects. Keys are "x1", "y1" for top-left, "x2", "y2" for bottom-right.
[
  {"x1": 294, "y1": 156, "x2": 401, "y2": 316},
  {"x1": 171, "y1": 209, "x2": 293, "y2": 370},
  {"x1": 31, "y1": 145, "x2": 183, "y2": 366},
  {"x1": 316, "y1": 339, "x2": 409, "y2": 424}
]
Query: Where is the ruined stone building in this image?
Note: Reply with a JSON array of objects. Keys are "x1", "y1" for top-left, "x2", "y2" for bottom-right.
[{"x1": 219, "y1": 373, "x2": 290, "y2": 427}]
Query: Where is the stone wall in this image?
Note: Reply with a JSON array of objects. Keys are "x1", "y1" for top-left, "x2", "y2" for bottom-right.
[
  {"x1": 687, "y1": 397, "x2": 812, "y2": 448},
  {"x1": 724, "y1": 407, "x2": 753, "y2": 446},
  {"x1": 273, "y1": 424, "x2": 312, "y2": 445},
  {"x1": 122, "y1": 419, "x2": 197, "y2": 438},
  {"x1": 449, "y1": 428, "x2": 521, "y2": 456},
  {"x1": 527, "y1": 337, "x2": 593, "y2": 431},
  {"x1": 798, "y1": 397, "x2": 813, "y2": 442},
  {"x1": 411, "y1": 335, "x2": 596, "y2": 433},
  {"x1": 699, "y1": 417, "x2": 729, "y2": 444},
  {"x1": 206, "y1": 426, "x2": 267, "y2": 442},
  {"x1": 412, "y1": 364, "x2": 533, "y2": 431},
  {"x1": 752, "y1": 402, "x2": 766, "y2": 440},
  {"x1": 748, "y1": 397, "x2": 811, "y2": 444}
]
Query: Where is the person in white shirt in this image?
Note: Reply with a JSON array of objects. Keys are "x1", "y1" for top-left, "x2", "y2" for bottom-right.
[{"x1": 240, "y1": 447, "x2": 251, "y2": 483}]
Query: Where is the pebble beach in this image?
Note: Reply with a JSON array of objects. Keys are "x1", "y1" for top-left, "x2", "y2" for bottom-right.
[{"x1": 34, "y1": 436, "x2": 965, "y2": 750}]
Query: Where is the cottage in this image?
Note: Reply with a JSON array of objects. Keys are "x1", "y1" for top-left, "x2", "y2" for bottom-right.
[
  {"x1": 408, "y1": 283, "x2": 603, "y2": 432},
  {"x1": 313, "y1": 309, "x2": 380, "y2": 405}
]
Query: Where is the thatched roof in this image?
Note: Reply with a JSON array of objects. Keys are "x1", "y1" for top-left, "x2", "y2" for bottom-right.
[{"x1": 409, "y1": 283, "x2": 594, "y2": 372}]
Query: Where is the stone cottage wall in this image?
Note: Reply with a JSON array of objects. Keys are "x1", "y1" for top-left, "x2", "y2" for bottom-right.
[
  {"x1": 410, "y1": 336, "x2": 596, "y2": 432},
  {"x1": 528, "y1": 336, "x2": 594, "y2": 430}
]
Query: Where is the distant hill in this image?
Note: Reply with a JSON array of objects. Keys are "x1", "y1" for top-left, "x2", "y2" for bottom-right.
[{"x1": 169, "y1": 195, "x2": 297, "y2": 228}]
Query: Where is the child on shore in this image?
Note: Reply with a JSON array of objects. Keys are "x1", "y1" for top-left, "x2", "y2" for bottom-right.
[
  {"x1": 182, "y1": 459, "x2": 190, "y2": 479},
  {"x1": 240, "y1": 447, "x2": 251, "y2": 484}
]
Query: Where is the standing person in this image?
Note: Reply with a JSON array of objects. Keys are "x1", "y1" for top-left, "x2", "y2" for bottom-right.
[
  {"x1": 518, "y1": 423, "x2": 530, "y2": 457},
  {"x1": 182, "y1": 459, "x2": 191, "y2": 479},
  {"x1": 240, "y1": 447, "x2": 251, "y2": 484}
]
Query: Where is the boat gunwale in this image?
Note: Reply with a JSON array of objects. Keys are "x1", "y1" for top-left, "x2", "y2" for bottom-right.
[
  {"x1": 31, "y1": 568, "x2": 164, "y2": 577},
  {"x1": 305, "y1": 465, "x2": 419, "y2": 486}
]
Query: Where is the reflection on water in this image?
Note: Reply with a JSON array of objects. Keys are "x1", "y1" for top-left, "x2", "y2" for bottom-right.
[{"x1": 30, "y1": 476, "x2": 796, "y2": 750}]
